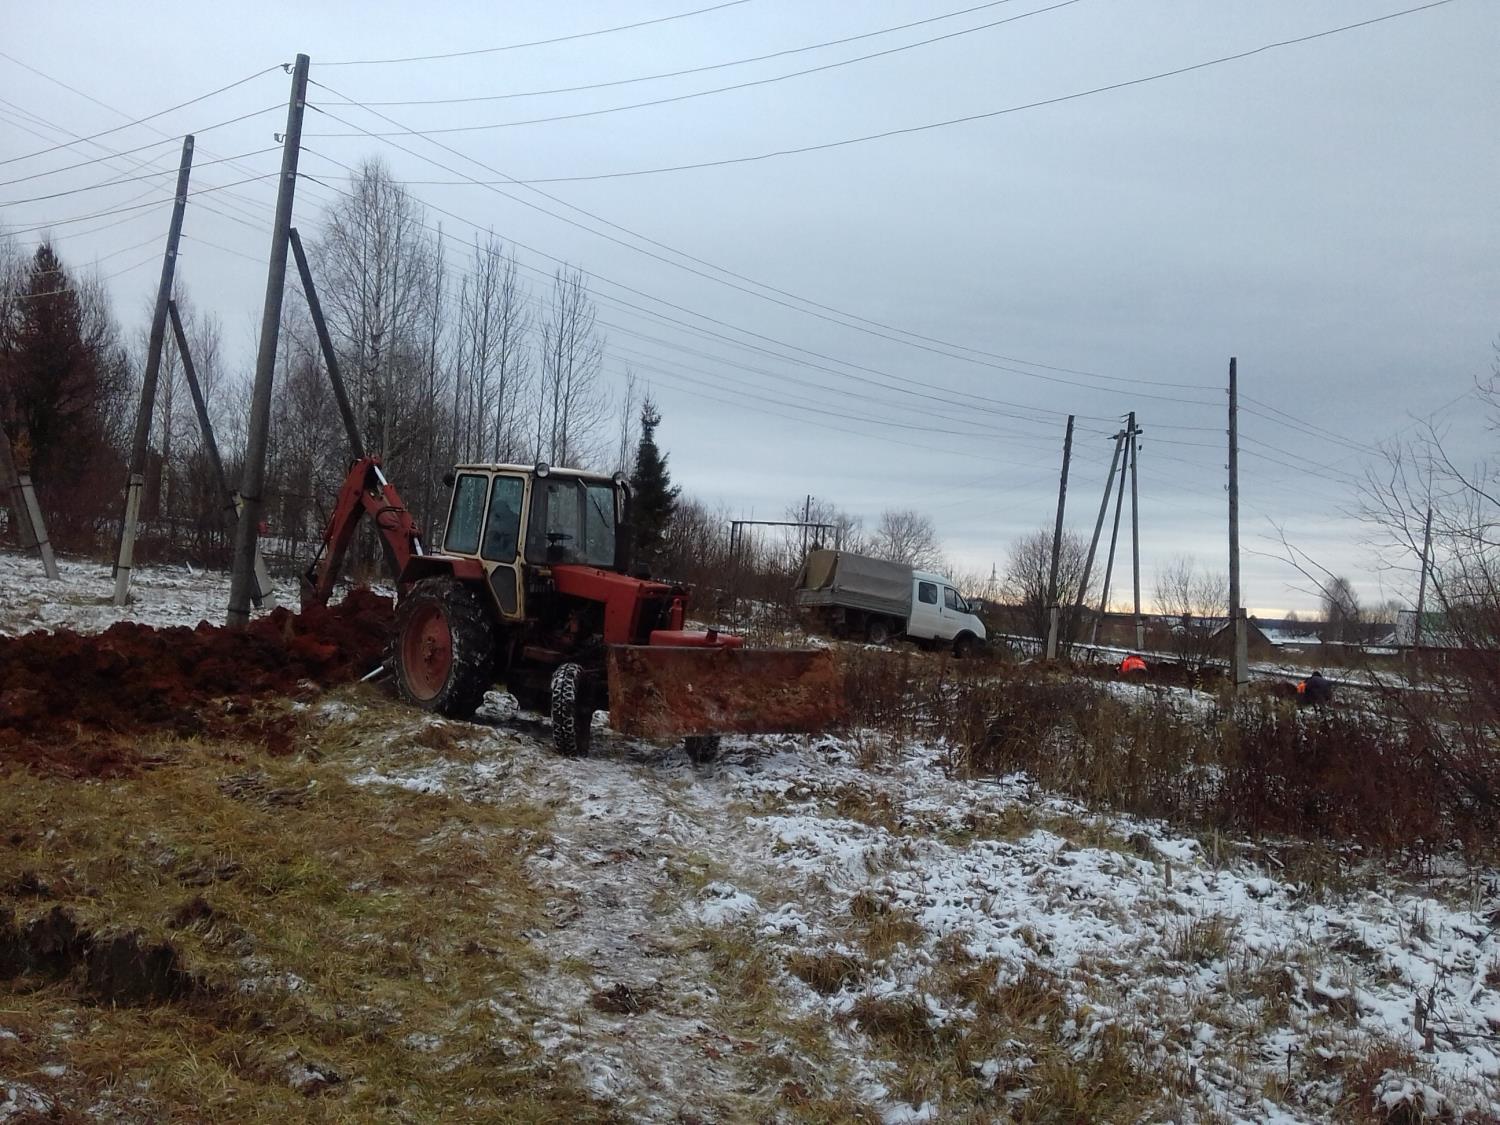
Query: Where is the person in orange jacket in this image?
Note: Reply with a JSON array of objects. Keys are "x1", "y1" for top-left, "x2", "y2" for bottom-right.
[{"x1": 1119, "y1": 653, "x2": 1147, "y2": 675}]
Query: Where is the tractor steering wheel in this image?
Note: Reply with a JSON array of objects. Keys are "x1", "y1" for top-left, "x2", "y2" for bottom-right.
[{"x1": 546, "y1": 532, "x2": 574, "y2": 544}]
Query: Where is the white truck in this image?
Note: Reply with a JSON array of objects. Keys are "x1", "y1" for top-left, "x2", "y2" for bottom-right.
[{"x1": 794, "y1": 549, "x2": 987, "y2": 655}]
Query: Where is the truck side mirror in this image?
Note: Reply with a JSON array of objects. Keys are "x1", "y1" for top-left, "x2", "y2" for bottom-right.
[{"x1": 441, "y1": 470, "x2": 456, "y2": 488}]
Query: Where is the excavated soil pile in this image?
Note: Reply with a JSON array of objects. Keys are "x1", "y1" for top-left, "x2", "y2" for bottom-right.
[{"x1": 0, "y1": 590, "x2": 393, "y2": 776}]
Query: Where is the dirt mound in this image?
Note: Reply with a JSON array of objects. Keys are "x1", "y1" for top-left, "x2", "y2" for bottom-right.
[{"x1": 0, "y1": 590, "x2": 393, "y2": 776}]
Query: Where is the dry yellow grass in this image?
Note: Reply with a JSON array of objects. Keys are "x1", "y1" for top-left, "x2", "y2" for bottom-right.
[{"x1": 0, "y1": 691, "x2": 619, "y2": 1123}]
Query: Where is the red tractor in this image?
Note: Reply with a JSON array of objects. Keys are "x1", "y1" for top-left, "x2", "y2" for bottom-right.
[{"x1": 302, "y1": 456, "x2": 841, "y2": 760}]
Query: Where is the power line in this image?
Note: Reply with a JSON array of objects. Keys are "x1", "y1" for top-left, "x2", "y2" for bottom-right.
[
  {"x1": 0, "y1": 146, "x2": 280, "y2": 206},
  {"x1": 0, "y1": 54, "x2": 280, "y2": 167},
  {"x1": 1, "y1": 174, "x2": 278, "y2": 238},
  {"x1": 321, "y1": 0, "x2": 755, "y2": 66},
  {"x1": 309, "y1": 0, "x2": 1086, "y2": 137},
  {"x1": 488, "y1": 0, "x2": 1458, "y2": 184},
  {"x1": 300, "y1": 124, "x2": 1218, "y2": 405},
  {"x1": 354, "y1": 0, "x2": 1035, "y2": 105}
]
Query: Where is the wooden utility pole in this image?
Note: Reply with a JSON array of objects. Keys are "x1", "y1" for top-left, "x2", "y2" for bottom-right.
[
  {"x1": 1127, "y1": 412, "x2": 1144, "y2": 650},
  {"x1": 1044, "y1": 415, "x2": 1074, "y2": 659},
  {"x1": 0, "y1": 425, "x2": 58, "y2": 580},
  {"x1": 1094, "y1": 426, "x2": 1130, "y2": 643},
  {"x1": 228, "y1": 55, "x2": 309, "y2": 627},
  {"x1": 114, "y1": 133, "x2": 193, "y2": 606},
  {"x1": 1071, "y1": 431, "x2": 1125, "y2": 637},
  {"x1": 1412, "y1": 504, "x2": 1433, "y2": 652},
  {"x1": 290, "y1": 227, "x2": 364, "y2": 459},
  {"x1": 1227, "y1": 358, "x2": 1248, "y2": 692},
  {"x1": 168, "y1": 300, "x2": 274, "y2": 609}
]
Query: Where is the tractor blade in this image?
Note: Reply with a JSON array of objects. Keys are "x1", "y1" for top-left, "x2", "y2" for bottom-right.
[{"x1": 606, "y1": 645, "x2": 845, "y2": 738}]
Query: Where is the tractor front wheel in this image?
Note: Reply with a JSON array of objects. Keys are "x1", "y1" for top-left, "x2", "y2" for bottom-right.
[
  {"x1": 550, "y1": 662, "x2": 594, "y2": 758},
  {"x1": 394, "y1": 576, "x2": 498, "y2": 720}
]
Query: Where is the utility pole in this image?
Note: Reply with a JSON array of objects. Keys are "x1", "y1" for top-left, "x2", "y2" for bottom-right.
[
  {"x1": 228, "y1": 55, "x2": 309, "y2": 627},
  {"x1": 168, "y1": 301, "x2": 274, "y2": 610},
  {"x1": 1071, "y1": 430, "x2": 1126, "y2": 641},
  {"x1": 802, "y1": 494, "x2": 812, "y2": 556},
  {"x1": 114, "y1": 133, "x2": 193, "y2": 606},
  {"x1": 1127, "y1": 412, "x2": 1144, "y2": 651},
  {"x1": 1094, "y1": 426, "x2": 1130, "y2": 643},
  {"x1": 1044, "y1": 415, "x2": 1074, "y2": 659},
  {"x1": 0, "y1": 425, "x2": 58, "y2": 580},
  {"x1": 1412, "y1": 504, "x2": 1433, "y2": 654},
  {"x1": 1227, "y1": 358, "x2": 1248, "y2": 693},
  {"x1": 290, "y1": 227, "x2": 364, "y2": 458}
]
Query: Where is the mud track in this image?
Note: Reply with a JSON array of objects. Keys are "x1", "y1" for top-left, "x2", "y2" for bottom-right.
[{"x1": 0, "y1": 590, "x2": 393, "y2": 777}]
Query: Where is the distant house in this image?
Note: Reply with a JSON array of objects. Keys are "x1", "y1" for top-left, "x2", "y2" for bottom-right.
[
  {"x1": 1394, "y1": 609, "x2": 1465, "y2": 650},
  {"x1": 1207, "y1": 618, "x2": 1276, "y2": 661}
]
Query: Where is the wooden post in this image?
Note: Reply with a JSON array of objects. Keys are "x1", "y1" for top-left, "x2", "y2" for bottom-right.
[
  {"x1": 115, "y1": 133, "x2": 194, "y2": 606},
  {"x1": 1094, "y1": 427, "x2": 1130, "y2": 643},
  {"x1": 1228, "y1": 359, "x2": 1248, "y2": 692},
  {"x1": 1128, "y1": 413, "x2": 1143, "y2": 651},
  {"x1": 228, "y1": 55, "x2": 309, "y2": 627},
  {"x1": 1412, "y1": 505, "x2": 1433, "y2": 652},
  {"x1": 289, "y1": 226, "x2": 364, "y2": 459},
  {"x1": 0, "y1": 426, "x2": 58, "y2": 579},
  {"x1": 1072, "y1": 431, "x2": 1125, "y2": 641},
  {"x1": 169, "y1": 300, "x2": 275, "y2": 610},
  {"x1": 1045, "y1": 415, "x2": 1074, "y2": 659}
]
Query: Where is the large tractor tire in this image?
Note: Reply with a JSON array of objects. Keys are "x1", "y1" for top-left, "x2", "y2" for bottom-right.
[
  {"x1": 394, "y1": 576, "x2": 498, "y2": 720},
  {"x1": 550, "y1": 662, "x2": 594, "y2": 758}
]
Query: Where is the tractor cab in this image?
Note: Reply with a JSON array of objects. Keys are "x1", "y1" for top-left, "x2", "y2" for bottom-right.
[{"x1": 429, "y1": 462, "x2": 645, "y2": 627}]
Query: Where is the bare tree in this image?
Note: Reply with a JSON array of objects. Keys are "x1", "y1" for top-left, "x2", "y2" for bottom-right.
[
  {"x1": 870, "y1": 507, "x2": 943, "y2": 569},
  {"x1": 1003, "y1": 528, "x2": 1093, "y2": 641},
  {"x1": 614, "y1": 367, "x2": 639, "y2": 476},
  {"x1": 456, "y1": 232, "x2": 531, "y2": 464},
  {"x1": 535, "y1": 265, "x2": 605, "y2": 467},
  {"x1": 1154, "y1": 555, "x2": 1229, "y2": 668},
  {"x1": 1321, "y1": 575, "x2": 1362, "y2": 642},
  {"x1": 312, "y1": 158, "x2": 436, "y2": 465}
]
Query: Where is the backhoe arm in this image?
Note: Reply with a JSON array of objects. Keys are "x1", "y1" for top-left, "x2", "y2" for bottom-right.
[{"x1": 301, "y1": 455, "x2": 426, "y2": 609}]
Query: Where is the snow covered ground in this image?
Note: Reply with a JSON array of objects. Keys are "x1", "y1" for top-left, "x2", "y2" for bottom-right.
[
  {"x1": 0, "y1": 549, "x2": 293, "y2": 636},
  {"x1": 343, "y1": 702, "x2": 1500, "y2": 1122}
]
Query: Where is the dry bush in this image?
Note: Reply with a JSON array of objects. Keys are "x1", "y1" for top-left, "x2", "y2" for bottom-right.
[{"x1": 846, "y1": 656, "x2": 1500, "y2": 858}]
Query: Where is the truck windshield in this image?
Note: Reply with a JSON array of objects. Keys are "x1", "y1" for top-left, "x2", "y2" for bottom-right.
[{"x1": 524, "y1": 477, "x2": 616, "y2": 568}]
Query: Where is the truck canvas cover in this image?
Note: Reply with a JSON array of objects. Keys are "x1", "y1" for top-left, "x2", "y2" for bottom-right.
[{"x1": 795, "y1": 549, "x2": 912, "y2": 618}]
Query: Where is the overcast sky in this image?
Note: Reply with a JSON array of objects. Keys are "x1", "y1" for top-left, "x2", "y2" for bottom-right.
[{"x1": 3, "y1": 0, "x2": 1496, "y2": 614}]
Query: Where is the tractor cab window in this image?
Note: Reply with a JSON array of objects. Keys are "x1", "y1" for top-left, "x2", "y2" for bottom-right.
[
  {"x1": 481, "y1": 475, "x2": 524, "y2": 561},
  {"x1": 445, "y1": 473, "x2": 487, "y2": 555},
  {"x1": 582, "y1": 483, "x2": 616, "y2": 567},
  {"x1": 525, "y1": 477, "x2": 617, "y2": 567}
]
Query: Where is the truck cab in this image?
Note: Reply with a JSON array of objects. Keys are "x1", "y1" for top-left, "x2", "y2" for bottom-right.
[{"x1": 906, "y1": 571, "x2": 987, "y2": 650}]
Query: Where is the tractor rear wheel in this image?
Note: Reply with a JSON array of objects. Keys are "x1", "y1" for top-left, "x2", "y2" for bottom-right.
[
  {"x1": 550, "y1": 662, "x2": 594, "y2": 758},
  {"x1": 394, "y1": 576, "x2": 498, "y2": 720}
]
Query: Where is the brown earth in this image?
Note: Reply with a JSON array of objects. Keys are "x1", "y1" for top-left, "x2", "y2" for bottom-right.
[{"x1": 0, "y1": 590, "x2": 393, "y2": 777}]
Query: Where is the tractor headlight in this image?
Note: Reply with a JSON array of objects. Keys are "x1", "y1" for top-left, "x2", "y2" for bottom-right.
[{"x1": 534, "y1": 461, "x2": 551, "y2": 478}]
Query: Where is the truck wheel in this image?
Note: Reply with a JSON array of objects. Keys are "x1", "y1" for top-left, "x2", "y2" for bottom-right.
[
  {"x1": 684, "y1": 735, "x2": 720, "y2": 764},
  {"x1": 953, "y1": 633, "x2": 978, "y2": 659},
  {"x1": 866, "y1": 618, "x2": 893, "y2": 645},
  {"x1": 394, "y1": 576, "x2": 497, "y2": 720},
  {"x1": 550, "y1": 662, "x2": 593, "y2": 758}
]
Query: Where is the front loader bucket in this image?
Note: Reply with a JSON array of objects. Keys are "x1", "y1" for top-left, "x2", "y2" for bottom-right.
[{"x1": 606, "y1": 645, "x2": 845, "y2": 739}]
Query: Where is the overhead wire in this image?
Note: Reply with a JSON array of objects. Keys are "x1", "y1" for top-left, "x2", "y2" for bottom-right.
[
  {"x1": 0, "y1": 54, "x2": 280, "y2": 165},
  {"x1": 356, "y1": 0, "x2": 1038, "y2": 105},
  {"x1": 298, "y1": 148, "x2": 1135, "y2": 427},
  {"x1": 0, "y1": 146, "x2": 281, "y2": 206},
  {"x1": 483, "y1": 0, "x2": 1458, "y2": 184},
  {"x1": 301, "y1": 117, "x2": 1219, "y2": 406},
  {"x1": 321, "y1": 0, "x2": 755, "y2": 66},
  {"x1": 1, "y1": 175, "x2": 279, "y2": 238},
  {"x1": 310, "y1": 0, "x2": 1088, "y2": 138}
]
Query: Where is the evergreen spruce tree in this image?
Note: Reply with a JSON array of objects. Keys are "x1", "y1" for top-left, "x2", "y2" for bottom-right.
[{"x1": 630, "y1": 397, "x2": 678, "y2": 564}]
